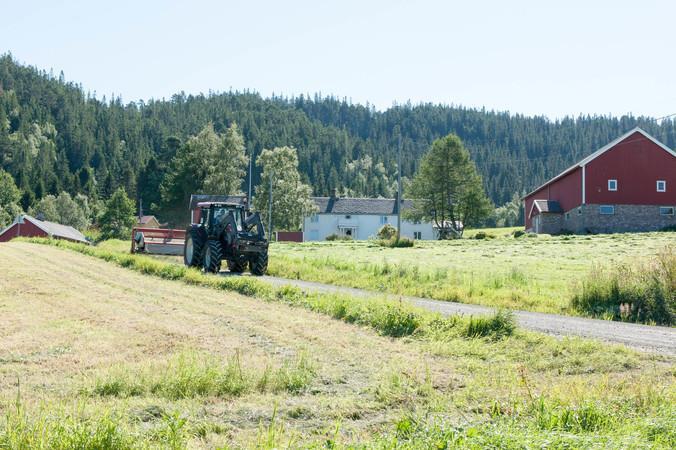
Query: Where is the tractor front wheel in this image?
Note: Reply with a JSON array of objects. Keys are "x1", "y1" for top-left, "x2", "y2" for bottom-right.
[
  {"x1": 184, "y1": 228, "x2": 205, "y2": 267},
  {"x1": 203, "y1": 240, "x2": 223, "y2": 274},
  {"x1": 250, "y1": 250, "x2": 268, "y2": 276}
]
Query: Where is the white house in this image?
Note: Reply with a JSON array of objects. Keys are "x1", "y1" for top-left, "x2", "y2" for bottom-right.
[{"x1": 302, "y1": 194, "x2": 436, "y2": 241}]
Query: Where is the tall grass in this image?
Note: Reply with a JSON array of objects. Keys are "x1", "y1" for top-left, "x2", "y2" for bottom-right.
[
  {"x1": 571, "y1": 247, "x2": 675, "y2": 325},
  {"x1": 91, "y1": 350, "x2": 316, "y2": 400},
  {"x1": 22, "y1": 238, "x2": 517, "y2": 342}
]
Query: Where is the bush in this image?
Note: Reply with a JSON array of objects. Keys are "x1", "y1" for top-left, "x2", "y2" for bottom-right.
[
  {"x1": 377, "y1": 224, "x2": 397, "y2": 240},
  {"x1": 326, "y1": 233, "x2": 352, "y2": 241},
  {"x1": 512, "y1": 229, "x2": 526, "y2": 238},
  {"x1": 377, "y1": 237, "x2": 415, "y2": 248},
  {"x1": 571, "y1": 247, "x2": 675, "y2": 325},
  {"x1": 473, "y1": 231, "x2": 495, "y2": 240},
  {"x1": 661, "y1": 225, "x2": 676, "y2": 232}
]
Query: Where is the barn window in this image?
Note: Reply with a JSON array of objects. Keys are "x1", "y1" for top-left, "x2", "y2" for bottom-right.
[
  {"x1": 345, "y1": 215, "x2": 351, "y2": 219},
  {"x1": 599, "y1": 205, "x2": 615, "y2": 215},
  {"x1": 659, "y1": 206, "x2": 674, "y2": 216},
  {"x1": 414, "y1": 231, "x2": 422, "y2": 239},
  {"x1": 608, "y1": 179, "x2": 617, "y2": 191},
  {"x1": 657, "y1": 180, "x2": 666, "y2": 192},
  {"x1": 310, "y1": 215, "x2": 319, "y2": 223},
  {"x1": 380, "y1": 216, "x2": 388, "y2": 225},
  {"x1": 565, "y1": 212, "x2": 570, "y2": 220}
]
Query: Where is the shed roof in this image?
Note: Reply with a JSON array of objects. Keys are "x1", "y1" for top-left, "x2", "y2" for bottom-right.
[
  {"x1": 312, "y1": 197, "x2": 412, "y2": 215},
  {"x1": 533, "y1": 200, "x2": 563, "y2": 214},
  {"x1": 138, "y1": 215, "x2": 158, "y2": 224}
]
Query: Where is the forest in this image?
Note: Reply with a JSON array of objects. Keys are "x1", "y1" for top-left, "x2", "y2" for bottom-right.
[{"x1": 1, "y1": 53, "x2": 675, "y2": 224}]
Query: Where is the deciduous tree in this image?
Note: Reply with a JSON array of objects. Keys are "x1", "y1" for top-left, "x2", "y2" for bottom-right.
[
  {"x1": 406, "y1": 134, "x2": 492, "y2": 238},
  {"x1": 254, "y1": 146, "x2": 316, "y2": 232}
]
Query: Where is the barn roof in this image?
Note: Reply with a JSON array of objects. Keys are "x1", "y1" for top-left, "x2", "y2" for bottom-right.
[
  {"x1": 312, "y1": 197, "x2": 412, "y2": 215},
  {"x1": 0, "y1": 215, "x2": 88, "y2": 243},
  {"x1": 189, "y1": 195, "x2": 246, "y2": 211},
  {"x1": 524, "y1": 127, "x2": 675, "y2": 199}
]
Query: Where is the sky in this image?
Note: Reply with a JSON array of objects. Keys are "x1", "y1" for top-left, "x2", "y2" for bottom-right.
[{"x1": 2, "y1": 0, "x2": 675, "y2": 119}]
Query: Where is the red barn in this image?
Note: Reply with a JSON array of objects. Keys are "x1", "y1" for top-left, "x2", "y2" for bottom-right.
[
  {"x1": 0, "y1": 214, "x2": 89, "y2": 243},
  {"x1": 524, "y1": 127, "x2": 676, "y2": 234}
]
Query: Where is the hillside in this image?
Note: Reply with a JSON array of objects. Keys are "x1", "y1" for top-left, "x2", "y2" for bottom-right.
[
  {"x1": 1, "y1": 54, "x2": 675, "y2": 218},
  {"x1": 1, "y1": 241, "x2": 674, "y2": 447}
]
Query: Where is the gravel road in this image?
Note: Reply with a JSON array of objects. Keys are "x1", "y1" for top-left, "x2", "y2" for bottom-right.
[{"x1": 251, "y1": 274, "x2": 676, "y2": 356}]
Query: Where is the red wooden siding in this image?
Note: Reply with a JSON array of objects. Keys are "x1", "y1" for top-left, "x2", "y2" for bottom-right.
[
  {"x1": 585, "y1": 132, "x2": 676, "y2": 205},
  {"x1": 524, "y1": 167, "x2": 582, "y2": 229},
  {"x1": 0, "y1": 220, "x2": 48, "y2": 242}
]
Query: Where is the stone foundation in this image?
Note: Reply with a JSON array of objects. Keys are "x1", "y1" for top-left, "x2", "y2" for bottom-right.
[{"x1": 559, "y1": 204, "x2": 676, "y2": 234}]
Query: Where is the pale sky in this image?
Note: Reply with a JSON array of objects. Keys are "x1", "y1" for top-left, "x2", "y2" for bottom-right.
[{"x1": 2, "y1": 0, "x2": 675, "y2": 119}]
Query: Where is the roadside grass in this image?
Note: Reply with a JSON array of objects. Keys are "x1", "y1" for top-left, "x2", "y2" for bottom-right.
[
  {"x1": 4, "y1": 240, "x2": 674, "y2": 448},
  {"x1": 267, "y1": 231, "x2": 675, "y2": 318},
  {"x1": 572, "y1": 247, "x2": 675, "y2": 325}
]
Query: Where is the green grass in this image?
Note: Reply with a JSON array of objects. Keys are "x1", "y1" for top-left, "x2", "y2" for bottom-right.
[{"x1": 267, "y1": 231, "x2": 675, "y2": 317}]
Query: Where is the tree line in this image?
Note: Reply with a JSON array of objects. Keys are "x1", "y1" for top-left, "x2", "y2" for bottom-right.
[{"x1": 1, "y1": 53, "x2": 674, "y2": 228}]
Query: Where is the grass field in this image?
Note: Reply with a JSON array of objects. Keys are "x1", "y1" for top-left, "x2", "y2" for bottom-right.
[
  {"x1": 268, "y1": 231, "x2": 675, "y2": 317},
  {"x1": 1, "y1": 241, "x2": 675, "y2": 448}
]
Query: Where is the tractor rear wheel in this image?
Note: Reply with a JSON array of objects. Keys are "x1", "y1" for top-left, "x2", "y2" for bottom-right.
[
  {"x1": 227, "y1": 260, "x2": 247, "y2": 273},
  {"x1": 203, "y1": 239, "x2": 223, "y2": 274},
  {"x1": 184, "y1": 228, "x2": 205, "y2": 267},
  {"x1": 250, "y1": 250, "x2": 268, "y2": 276}
]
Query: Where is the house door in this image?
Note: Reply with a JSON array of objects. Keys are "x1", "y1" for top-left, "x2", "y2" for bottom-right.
[
  {"x1": 341, "y1": 227, "x2": 356, "y2": 238},
  {"x1": 533, "y1": 215, "x2": 541, "y2": 233}
]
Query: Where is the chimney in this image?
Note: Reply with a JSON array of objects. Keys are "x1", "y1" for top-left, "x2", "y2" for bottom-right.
[{"x1": 331, "y1": 188, "x2": 338, "y2": 199}]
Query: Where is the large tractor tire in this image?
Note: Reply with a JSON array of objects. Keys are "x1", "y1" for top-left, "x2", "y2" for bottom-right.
[
  {"x1": 184, "y1": 227, "x2": 206, "y2": 267},
  {"x1": 227, "y1": 260, "x2": 247, "y2": 273},
  {"x1": 203, "y1": 239, "x2": 223, "y2": 274},
  {"x1": 250, "y1": 250, "x2": 268, "y2": 276}
]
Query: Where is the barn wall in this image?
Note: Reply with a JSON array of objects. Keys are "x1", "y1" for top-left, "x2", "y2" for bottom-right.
[
  {"x1": 0, "y1": 221, "x2": 48, "y2": 242},
  {"x1": 525, "y1": 167, "x2": 582, "y2": 229},
  {"x1": 585, "y1": 132, "x2": 676, "y2": 205}
]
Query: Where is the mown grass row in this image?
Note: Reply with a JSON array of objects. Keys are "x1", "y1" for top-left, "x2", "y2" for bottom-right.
[
  {"x1": 90, "y1": 350, "x2": 316, "y2": 400},
  {"x1": 19, "y1": 238, "x2": 517, "y2": 342}
]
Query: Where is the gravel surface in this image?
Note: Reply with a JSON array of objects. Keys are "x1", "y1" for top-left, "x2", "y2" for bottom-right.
[{"x1": 253, "y1": 275, "x2": 676, "y2": 356}]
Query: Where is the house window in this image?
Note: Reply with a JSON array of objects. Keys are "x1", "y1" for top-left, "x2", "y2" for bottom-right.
[
  {"x1": 380, "y1": 216, "x2": 388, "y2": 225},
  {"x1": 564, "y1": 212, "x2": 570, "y2": 220},
  {"x1": 659, "y1": 206, "x2": 674, "y2": 216},
  {"x1": 608, "y1": 179, "x2": 617, "y2": 191},
  {"x1": 345, "y1": 215, "x2": 351, "y2": 219},
  {"x1": 599, "y1": 205, "x2": 615, "y2": 215},
  {"x1": 310, "y1": 214, "x2": 319, "y2": 223},
  {"x1": 413, "y1": 231, "x2": 422, "y2": 239},
  {"x1": 657, "y1": 180, "x2": 666, "y2": 192}
]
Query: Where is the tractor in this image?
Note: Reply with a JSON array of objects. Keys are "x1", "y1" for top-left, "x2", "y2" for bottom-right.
[{"x1": 183, "y1": 202, "x2": 269, "y2": 275}]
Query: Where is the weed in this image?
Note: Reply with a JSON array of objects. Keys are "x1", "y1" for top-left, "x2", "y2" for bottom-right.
[{"x1": 463, "y1": 310, "x2": 516, "y2": 339}]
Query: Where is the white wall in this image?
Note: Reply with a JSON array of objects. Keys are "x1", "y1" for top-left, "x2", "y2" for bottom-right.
[{"x1": 303, "y1": 214, "x2": 435, "y2": 241}]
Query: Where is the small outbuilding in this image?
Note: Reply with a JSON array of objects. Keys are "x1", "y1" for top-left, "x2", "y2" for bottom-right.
[
  {"x1": 0, "y1": 214, "x2": 88, "y2": 244},
  {"x1": 135, "y1": 215, "x2": 161, "y2": 229}
]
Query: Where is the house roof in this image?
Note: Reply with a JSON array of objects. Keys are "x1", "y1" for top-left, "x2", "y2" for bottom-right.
[
  {"x1": 312, "y1": 197, "x2": 412, "y2": 215},
  {"x1": 524, "y1": 127, "x2": 675, "y2": 199},
  {"x1": 189, "y1": 195, "x2": 246, "y2": 211},
  {"x1": 0, "y1": 214, "x2": 88, "y2": 243}
]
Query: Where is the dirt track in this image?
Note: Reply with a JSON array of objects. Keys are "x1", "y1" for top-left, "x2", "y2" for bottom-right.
[{"x1": 252, "y1": 275, "x2": 676, "y2": 356}]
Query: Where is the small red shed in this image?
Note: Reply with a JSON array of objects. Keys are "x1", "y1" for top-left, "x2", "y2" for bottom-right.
[
  {"x1": 0, "y1": 214, "x2": 89, "y2": 243},
  {"x1": 523, "y1": 127, "x2": 676, "y2": 234}
]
